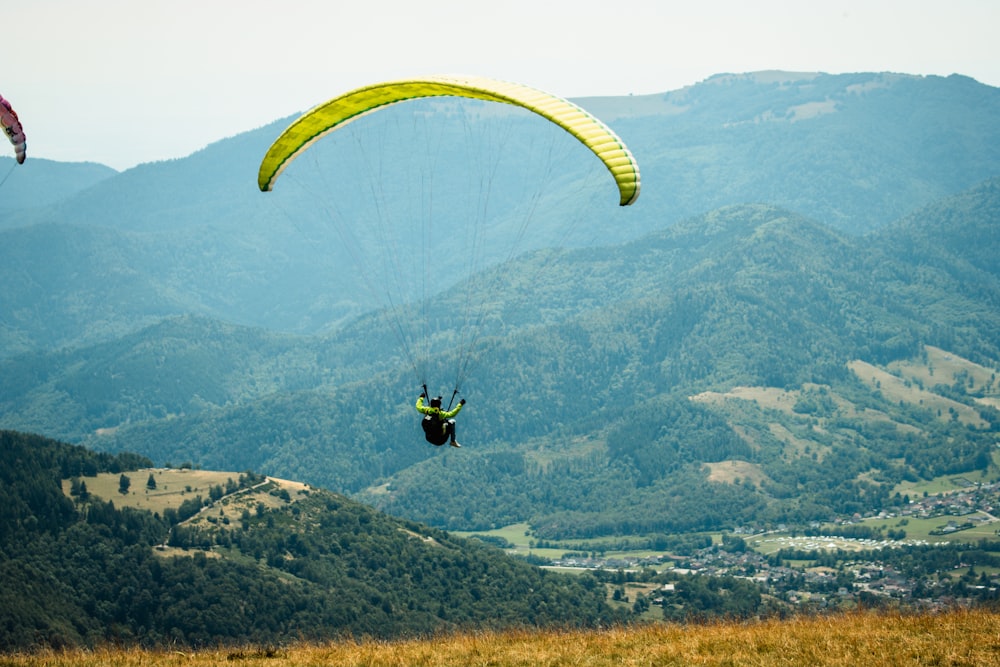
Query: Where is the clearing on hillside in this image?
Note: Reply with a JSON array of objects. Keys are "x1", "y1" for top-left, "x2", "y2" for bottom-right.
[{"x1": 62, "y1": 468, "x2": 311, "y2": 518}]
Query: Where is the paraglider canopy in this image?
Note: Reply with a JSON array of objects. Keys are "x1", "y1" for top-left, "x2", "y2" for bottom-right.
[
  {"x1": 258, "y1": 75, "x2": 640, "y2": 206},
  {"x1": 255, "y1": 75, "x2": 641, "y2": 395},
  {"x1": 0, "y1": 94, "x2": 26, "y2": 164}
]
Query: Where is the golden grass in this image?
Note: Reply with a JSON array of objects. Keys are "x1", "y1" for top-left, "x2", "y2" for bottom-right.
[
  {"x1": 61, "y1": 470, "x2": 313, "y2": 529},
  {"x1": 7, "y1": 609, "x2": 1000, "y2": 666},
  {"x1": 691, "y1": 345, "x2": 998, "y2": 433},
  {"x1": 705, "y1": 459, "x2": 771, "y2": 487},
  {"x1": 889, "y1": 345, "x2": 1000, "y2": 398},
  {"x1": 849, "y1": 359, "x2": 988, "y2": 428},
  {"x1": 61, "y1": 469, "x2": 245, "y2": 515}
]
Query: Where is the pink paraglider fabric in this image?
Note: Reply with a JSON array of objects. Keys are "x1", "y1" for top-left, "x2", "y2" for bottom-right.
[{"x1": 0, "y1": 94, "x2": 26, "y2": 164}]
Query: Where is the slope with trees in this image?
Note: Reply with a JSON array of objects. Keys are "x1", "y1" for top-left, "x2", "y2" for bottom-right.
[
  {"x1": 3, "y1": 180, "x2": 998, "y2": 540},
  {"x1": 0, "y1": 430, "x2": 623, "y2": 650},
  {"x1": 2, "y1": 72, "x2": 998, "y2": 355},
  {"x1": 1, "y1": 72, "x2": 999, "y2": 546}
]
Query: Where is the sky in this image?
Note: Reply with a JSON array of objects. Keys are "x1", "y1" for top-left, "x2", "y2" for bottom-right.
[{"x1": 5, "y1": 0, "x2": 999, "y2": 171}]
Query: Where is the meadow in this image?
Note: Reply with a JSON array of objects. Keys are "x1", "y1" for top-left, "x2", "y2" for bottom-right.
[
  {"x1": 5, "y1": 609, "x2": 998, "y2": 666},
  {"x1": 61, "y1": 468, "x2": 245, "y2": 515}
]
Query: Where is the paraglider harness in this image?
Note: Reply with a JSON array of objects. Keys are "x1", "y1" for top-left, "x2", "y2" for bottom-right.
[{"x1": 420, "y1": 385, "x2": 460, "y2": 446}]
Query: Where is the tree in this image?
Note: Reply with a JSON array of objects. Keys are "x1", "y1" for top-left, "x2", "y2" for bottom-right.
[
  {"x1": 146, "y1": 473, "x2": 157, "y2": 490},
  {"x1": 119, "y1": 474, "x2": 131, "y2": 495}
]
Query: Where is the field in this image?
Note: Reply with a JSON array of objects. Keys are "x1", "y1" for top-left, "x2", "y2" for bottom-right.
[
  {"x1": 888, "y1": 345, "x2": 1000, "y2": 399},
  {"x1": 5, "y1": 609, "x2": 999, "y2": 666},
  {"x1": 892, "y1": 458, "x2": 1000, "y2": 497},
  {"x1": 62, "y1": 468, "x2": 244, "y2": 513},
  {"x1": 453, "y1": 523, "x2": 693, "y2": 563},
  {"x1": 455, "y1": 522, "x2": 566, "y2": 560},
  {"x1": 61, "y1": 468, "x2": 313, "y2": 530}
]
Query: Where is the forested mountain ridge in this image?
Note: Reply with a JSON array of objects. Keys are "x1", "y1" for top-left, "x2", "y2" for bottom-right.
[
  {"x1": 0, "y1": 157, "x2": 116, "y2": 215},
  {"x1": 0, "y1": 203, "x2": 893, "y2": 443},
  {"x1": 2, "y1": 71, "x2": 998, "y2": 357},
  {"x1": 588, "y1": 71, "x2": 1000, "y2": 231},
  {"x1": 869, "y1": 178, "x2": 1000, "y2": 364},
  {"x1": 3, "y1": 69, "x2": 1000, "y2": 653},
  {"x1": 3, "y1": 178, "x2": 998, "y2": 539},
  {"x1": 0, "y1": 430, "x2": 622, "y2": 650},
  {"x1": 2, "y1": 70, "x2": 999, "y2": 544},
  {"x1": 355, "y1": 185, "x2": 1000, "y2": 536}
]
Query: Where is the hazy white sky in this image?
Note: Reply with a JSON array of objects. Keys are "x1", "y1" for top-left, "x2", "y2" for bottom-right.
[{"x1": 5, "y1": 0, "x2": 999, "y2": 170}]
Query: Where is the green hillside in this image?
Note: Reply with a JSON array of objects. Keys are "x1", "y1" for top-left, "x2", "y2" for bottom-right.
[
  {"x1": 2, "y1": 72, "x2": 999, "y2": 355},
  {"x1": 3, "y1": 72, "x2": 1000, "y2": 650},
  {"x1": 1, "y1": 71, "x2": 999, "y2": 559},
  {"x1": 3, "y1": 181, "x2": 998, "y2": 542},
  {"x1": 0, "y1": 431, "x2": 623, "y2": 651},
  {"x1": 0, "y1": 157, "x2": 116, "y2": 216}
]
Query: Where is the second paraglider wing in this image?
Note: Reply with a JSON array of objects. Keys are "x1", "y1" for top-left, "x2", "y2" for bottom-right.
[{"x1": 0, "y1": 94, "x2": 26, "y2": 164}]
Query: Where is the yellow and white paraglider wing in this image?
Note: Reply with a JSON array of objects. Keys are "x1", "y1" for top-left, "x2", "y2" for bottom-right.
[{"x1": 258, "y1": 75, "x2": 640, "y2": 206}]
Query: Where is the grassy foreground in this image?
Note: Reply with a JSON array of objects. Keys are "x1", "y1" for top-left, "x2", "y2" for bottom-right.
[{"x1": 6, "y1": 609, "x2": 1000, "y2": 666}]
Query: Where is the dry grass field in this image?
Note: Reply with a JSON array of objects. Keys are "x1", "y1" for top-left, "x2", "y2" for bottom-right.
[
  {"x1": 848, "y1": 360, "x2": 989, "y2": 428},
  {"x1": 5, "y1": 608, "x2": 999, "y2": 666},
  {"x1": 704, "y1": 459, "x2": 770, "y2": 487},
  {"x1": 62, "y1": 469, "x2": 311, "y2": 515},
  {"x1": 61, "y1": 469, "x2": 313, "y2": 557},
  {"x1": 61, "y1": 468, "x2": 245, "y2": 514},
  {"x1": 692, "y1": 345, "x2": 1000, "y2": 432}
]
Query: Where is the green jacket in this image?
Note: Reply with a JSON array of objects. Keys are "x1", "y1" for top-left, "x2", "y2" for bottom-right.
[{"x1": 416, "y1": 395, "x2": 463, "y2": 420}]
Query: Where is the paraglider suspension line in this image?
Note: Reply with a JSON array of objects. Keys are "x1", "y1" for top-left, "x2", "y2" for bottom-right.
[
  {"x1": 0, "y1": 162, "x2": 15, "y2": 189},
  {"x1": 446, "y1": 388, "x2": 460, "y2": 411}
]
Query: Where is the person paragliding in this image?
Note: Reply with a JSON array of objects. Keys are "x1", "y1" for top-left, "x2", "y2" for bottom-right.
[
  {"x1": 258, "y1": 75, "x2": 640, "y2": 450},
  {"x1": 416, "y1": 390, "x2": 465, "y2": 448}
]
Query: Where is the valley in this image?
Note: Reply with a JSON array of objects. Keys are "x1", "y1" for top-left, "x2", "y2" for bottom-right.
[{"x1": 2, "y1": 70, "x2": 1000, "y2": 650}]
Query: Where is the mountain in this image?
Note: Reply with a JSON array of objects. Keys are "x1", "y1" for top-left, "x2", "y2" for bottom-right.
[
  {"x1": 597, "y1": 71, "x2": 1000, "y2": 231},
  {"x1": 0, "y1": 430, "x2": 623, "y2": 650},
  {"x1": 870, "y1": 178, "x2": 1000, "y2": 342},
  {"x1": 0, "y1": 157, "x2": 116, "y2": 216},
  {"x1": 353, "y1": 185, "x2": 1000, "y2": 537},
  {"x1": 4, "y1": 178, "x2": 999, "y2": 541},
  {"x1": 2, "y1": 71, "x2": 999, "y2": 357},
  {"x1": 1, "y1": 70, "x2": 999, "y2": 545}
]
